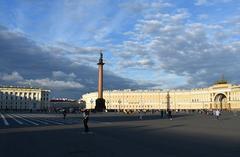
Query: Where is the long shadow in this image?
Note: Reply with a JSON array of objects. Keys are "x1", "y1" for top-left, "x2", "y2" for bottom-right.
[
  {"x1": 89, "y1": 113, "x2": 190, "y2": 122},
  {"x1": 1, "y1": 120, "x2": 240, "y2": 157}
]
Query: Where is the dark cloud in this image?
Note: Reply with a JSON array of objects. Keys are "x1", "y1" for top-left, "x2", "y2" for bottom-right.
[{"x1": 0, "y1": 25, "x2": 155, "y2": 99}]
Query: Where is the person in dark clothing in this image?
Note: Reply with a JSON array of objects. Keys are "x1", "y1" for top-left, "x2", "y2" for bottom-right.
[
  {"x1": 161, "y1": 110, "x2": 164, "y2": 118},
  {"x1": 167, "y1": 109, "x2": 172, "y2": 120},
  {"x1": 82, "y1": 109, "x2": 90, "y2": 132},
  {"x1": 63, "y1": 109, "x2": 67, "y2": 119}
]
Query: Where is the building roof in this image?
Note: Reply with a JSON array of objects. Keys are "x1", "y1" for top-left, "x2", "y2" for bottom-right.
[
  {"x1": 0, "y1": 85, "x2": 50, "y2": 92},
  {"x1": 50, "y1": 98, "x2": 77, "y2": 102}
]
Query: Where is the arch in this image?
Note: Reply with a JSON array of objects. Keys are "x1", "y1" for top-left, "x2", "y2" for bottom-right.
[{"x1": 214, "y1": 93, "x2": 227, "y2": 110}]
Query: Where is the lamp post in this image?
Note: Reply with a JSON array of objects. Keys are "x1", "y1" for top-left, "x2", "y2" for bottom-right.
[
  {"x1": 166, "y1": 91, "x2": 170, "y2": 111},
  {"x1": 106, "y1": 100, "x2": 109, "y2": 111},
  {"x1": 118, "y1": 99, "x2": 122, "y2": 112},
  {"x1": 90, "y1": 99, "x2": 94, "y2": 111}
]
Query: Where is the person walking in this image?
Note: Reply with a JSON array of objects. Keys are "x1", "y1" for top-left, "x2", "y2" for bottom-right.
[
  {"x1": 63, "y1": 109, "x2": 67, "y2": 119},
  {"x1": 168, "y1": 109, "x2": 172, "y2": 120},
  {"x1": 160, "y1": 110, "x2": 164, "y2": 118},
  {"x1": 82, "y1": 109, "x2": 90, "y2": 133},
  {"x1": 216, "y1": 109, "x2": 220, "y2": 120},
  {"x1": 139, "y1": 110, "x2": 143, "y2": 120}
]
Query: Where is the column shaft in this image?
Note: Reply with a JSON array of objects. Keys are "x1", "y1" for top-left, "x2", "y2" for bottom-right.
[{"x1": 98, "y1": 64, "x2": 103, "y2": 98}]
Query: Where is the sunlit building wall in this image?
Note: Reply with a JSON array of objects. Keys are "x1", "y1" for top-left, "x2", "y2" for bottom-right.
[
  {"x1": 82, "y1": 83, "x2": 240, "y2": 111},
  {"x1": 0, "y1": 86, "x2": 50, "y2": 110}
]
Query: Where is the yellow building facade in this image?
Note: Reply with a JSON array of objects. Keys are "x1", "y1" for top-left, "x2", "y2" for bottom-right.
[
  {"x1": 82, "y1": 82, "x2": 240, "y2": 111},
  {"x1": 0, "y1": 86, "x2": 50, "y2": 110}
]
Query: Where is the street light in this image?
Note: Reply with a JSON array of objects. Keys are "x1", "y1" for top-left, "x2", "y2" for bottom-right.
[
  {"x1": 106, "y1": 100, "x2": 109, "y2": 111},
  {"x1": 118, "y1": 99, "x2": 122, "y2": 112},
  {"x1": 90, "y1": 99, "x2": 94, "y2": 111}
]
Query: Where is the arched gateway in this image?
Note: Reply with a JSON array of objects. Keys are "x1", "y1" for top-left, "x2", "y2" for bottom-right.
[{"x1": 214, "y1": 93, "x2": 229, "y2": 110}]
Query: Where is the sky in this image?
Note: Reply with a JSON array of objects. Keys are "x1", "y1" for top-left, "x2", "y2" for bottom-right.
[{"x1": 0, "y1": 0, "x2": 240, "y2": 99}]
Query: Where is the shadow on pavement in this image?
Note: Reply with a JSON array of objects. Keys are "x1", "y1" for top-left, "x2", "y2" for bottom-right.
[
  {"x1": 1, "y1": 116, "x2": 240, "y2": 157},
  {"x1": 90, "y1": 113, "x2": 189, "y2": 122}
]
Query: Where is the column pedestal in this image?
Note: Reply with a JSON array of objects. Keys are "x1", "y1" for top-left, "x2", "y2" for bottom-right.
[{"x1": 95, "y1": 98, "x2": 106, "y2": 112}]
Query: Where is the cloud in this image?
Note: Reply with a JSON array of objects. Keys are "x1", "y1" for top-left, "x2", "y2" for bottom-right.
[
  {"x1": 1, "y1": 1, "x2": 239, "y2": 97},
  {"x1": 19, "y1": 78, "x2": 84, "y2": 90},
  {"x1": 0, "y1": 25, "x2": 155, "y2": 98},
  {"x1": 52, "y1": 71, "x2": 76, "y2": 80},
  {"x1": 195, "y1": 0, "x2": 209, "y2": 6},
  {"x1": 198, "y1": 14, "x2": 209, "y2": 20},
  {"x1": 194, "y1": 0, "x2": 233, "y2": 6},
  {"x1": 0, "y1": 72, "x2": 23, "y2": 81},
  {"x1": 119, "y1": 0, "x2": 172, "y2": 13},
  {"x1": 112, "y1": 6, "x2": 240, "y2": 89}
]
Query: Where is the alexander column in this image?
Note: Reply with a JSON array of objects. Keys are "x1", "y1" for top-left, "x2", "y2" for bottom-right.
[{"x1": 95, "y1": 51, "x2": 106, "y2": 112}]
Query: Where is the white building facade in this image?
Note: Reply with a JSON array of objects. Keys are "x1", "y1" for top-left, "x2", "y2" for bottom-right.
[
  {"x1": 0, "y1": 86, "x2": 50, "y2": 110},
  {"x1": 82, "y1": 82, "x2": 240, "y2": 111}
]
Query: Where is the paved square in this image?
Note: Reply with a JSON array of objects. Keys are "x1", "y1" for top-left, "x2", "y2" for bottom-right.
[{"x1": 0, "y1": 112, "x2": 240, "y2": 157}]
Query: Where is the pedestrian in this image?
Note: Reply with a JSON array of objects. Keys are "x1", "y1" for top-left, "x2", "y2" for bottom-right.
[
  {"x1": 168, "y1": 109, "x2": 172, "y2": 120},
  {"x1": 216, "y1": 109, "x2": 220, "y2": 120},
  {"x1": 82, "y1": 109, "x2": 90, "y2": 133},
  {"x1": 63, "y1": 109, "x2": 67, "y2": 119},
  {"x1": 213, "y1": 110, "x2": 216, "y2": 117},
  {"x1": 160, "y1": 110, "x2": 164, "y2": 118},
  {"x1": 139, "y1": 111, "x2": 143, "y2": 120}
]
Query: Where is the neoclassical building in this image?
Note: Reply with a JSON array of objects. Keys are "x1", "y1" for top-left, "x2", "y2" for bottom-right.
[
  {"x1": 82, "y1": 81, "x2": 240, "y2": 111},
  {"x1": 0, "y1": 86, "x2": 50, "y2": 110}
]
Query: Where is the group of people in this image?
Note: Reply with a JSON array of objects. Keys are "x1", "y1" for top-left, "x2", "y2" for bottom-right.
[{"x1": 139, "y1": 109, "x2": 173, "y2": 120}]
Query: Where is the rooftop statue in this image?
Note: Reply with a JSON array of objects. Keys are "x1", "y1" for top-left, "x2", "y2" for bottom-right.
[{"x1": 215, "y1": 74, "x2": 228, "y2": 84}]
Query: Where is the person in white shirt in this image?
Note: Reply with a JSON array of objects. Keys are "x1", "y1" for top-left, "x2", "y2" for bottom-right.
[{"x1": 216, "y1": 110, "x2": 220, "y2": 120}]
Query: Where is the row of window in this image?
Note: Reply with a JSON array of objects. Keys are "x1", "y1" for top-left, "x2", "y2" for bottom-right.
[
  {"x1": 0, "y1": 97, "x2": 48, "y2": 101},
  {"x1": 0, "y1": 105, "x2": 30, "y2": 109},
  {"x1": 107, "y1": 105, "x2": 154, "y2": 108},
  {"x1": 1, "y1": 102, "x2": 35, "y2": 105},
  {"x1": 0, "y1": 92, "x2": 37, "y2": 95},
  {"x1": 0, "y1": 96, "x2": 37, "y2": 100},
  {"x1": 0, "y1": 92, "x2": 49, "y2": 97}
]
